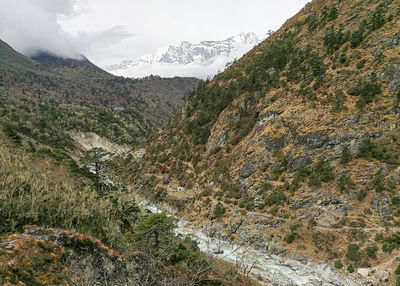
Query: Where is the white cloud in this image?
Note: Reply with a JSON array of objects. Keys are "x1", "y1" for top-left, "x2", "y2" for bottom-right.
[
  {"x1": 60, "y1": 0, "x2": 310, "y2": 65},
  {"x1": 0, "y1": 0, "x2": 133, "y2": 59},
  {"x1": 0, "y1": 0, "x2": 310, "y2": 65}
]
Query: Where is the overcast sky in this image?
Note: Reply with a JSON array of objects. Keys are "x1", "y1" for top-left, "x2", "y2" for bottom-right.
[{"x1": 0, "y1": 0, "x2": 309, "y2": 67}]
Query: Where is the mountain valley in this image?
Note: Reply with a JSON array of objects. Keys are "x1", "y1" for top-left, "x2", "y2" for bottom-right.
[{"x1": 1, "y1": 0, "x2": 400, "y2": 285}]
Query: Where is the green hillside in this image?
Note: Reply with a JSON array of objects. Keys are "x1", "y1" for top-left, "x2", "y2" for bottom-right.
[{"x1": 0, "y1": 40, "x2": 199, "y2": 148}]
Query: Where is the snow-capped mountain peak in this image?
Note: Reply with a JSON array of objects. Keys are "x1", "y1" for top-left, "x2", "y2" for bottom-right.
[{"x1": 105, "y1": 32, "x2": 262, "y2": 79}]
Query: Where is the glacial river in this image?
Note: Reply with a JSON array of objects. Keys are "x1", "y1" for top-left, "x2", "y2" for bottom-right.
[{"x1": 143, "y1": 202, "x2": 364, "y2": 286}]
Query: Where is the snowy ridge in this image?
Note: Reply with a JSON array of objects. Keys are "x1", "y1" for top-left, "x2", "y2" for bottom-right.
[{"x1": 105, "y1": 33, "x2": 262, "y2": 79}]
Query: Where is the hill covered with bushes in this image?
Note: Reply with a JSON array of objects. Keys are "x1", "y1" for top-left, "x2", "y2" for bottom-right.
[{"x1": 126, "y1": 0, "x2": 400, "y2": 284}]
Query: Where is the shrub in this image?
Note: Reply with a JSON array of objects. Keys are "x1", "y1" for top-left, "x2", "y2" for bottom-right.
[
  {"x1": 357, "y1": 59, "x2": 367, "y2": 69},
  {"x1": 331, "y1": 92, "x2": 347, "y2": 112},
  {"x1": 381, "y1": 232, "x2": 400, "y2": 254},
  {"x1": 338, "y1": 175, "x2": 355, "y2": 193},
  {"x1": 124, "y1": 213, "x2": 176, "y2": 253},
  {"x1": 395, "y1": 265, "x2": 400, "y2": 275},
  {"x1": 357, "y1": 136, "x2": 398, "y2": 165},
  {"x1": 308, "y1": 172, "x2": 322, "y2": 187},
  {"x1": 285, "y1": 233, "x2": 296, "y2": 244},
  {"x1": 306, "y1": 13, "x2": 318, "y2": 31},
  {"x1": 371, "y1": 4, "x2": 386, "y2": 31},
  {"x1": 347, "y1": 264, "x2": 354, "y2": 273},
  {"x1": 294, "y1": 166, "x2": 311, "y2": 181},
  {"x1": 334, "y1": 261, "x2": 343, "y2": 269},
  {"x1": 349, "y1": 78, "x2": 382, "y2": 108},
  {"x1": 308, "y1": 159, "x2": 334, "y2": 187},
  {"x1": 323, "y1": 25, "x2": 346, "y2": 53},
  {"x1": 373, "y1": 169, "x2": 385, "y2": 192},
  {"x1": 350, "y1": 21, "x2": 367, "y2": 48},
  {"x1": 366, "y1": 245, "x2": 378, "y2": 259},
  {"x1": 321, "y1": 6, "x2": 339, "y2": 24},
  {"x1": 213, "y1": 202, "x2": 226, "y2": 218},
  {"x1": 357, "y1": 189, "x2": 368, "y2": 201},
  {"x1": 346, "y1": 244, "x2": 361, "y2": 262},
  {"x1": 2, "y1": 123, "x2": 21, "y2": 145},
  {"x1": 265, "y1": 189, "x2": 288, "y2": 206},
  {"x1": 308, "y1": 218, "x2": 317, "y2": 228},
  {"x1": 340, "y1": 146, "x2": 353, "y2": 165}
]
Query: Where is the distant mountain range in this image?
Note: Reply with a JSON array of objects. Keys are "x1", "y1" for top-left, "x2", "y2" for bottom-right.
[
  {"x1": 0, "y1": 39, "x2": 199, "y2": 148},
  {"x1": 105, "y1": 33, "x2": 262, "y2": 79}
]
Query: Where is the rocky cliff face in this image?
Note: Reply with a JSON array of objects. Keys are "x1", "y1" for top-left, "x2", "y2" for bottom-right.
[{"x1": 126, "y1": 0, "x2": 400, "y2": 283}]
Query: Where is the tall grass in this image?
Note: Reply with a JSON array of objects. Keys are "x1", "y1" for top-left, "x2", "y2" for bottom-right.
[{"x1": 0, "y1": 137, "x2": 133, "y2": 248}]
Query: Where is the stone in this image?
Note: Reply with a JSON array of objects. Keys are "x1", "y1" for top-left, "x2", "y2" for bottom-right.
[
  {"x1": 206, "y1": 130, "x2": 228, "y2": 152},
  {"x1": 357, "y1": 268, "x2": 371, "y2": 277},
  {"x1": 295, "y1": 131, "x2": 328, "y2": 149},
  {"x1": 260, "y1": 136, "x2": 287, "y2": 151},
  {"x1": 386, "y1": 65, "x2": 400, "y2": 91},
  {"x1": 240, "y1": 160, "x2": 259, "y2": 179},
  {"x1": 286, "y1": 155, "x2": 312, "y2": 173},
  {"x1": 371, "y1": 194, "x2": 391, "y2": 219}
]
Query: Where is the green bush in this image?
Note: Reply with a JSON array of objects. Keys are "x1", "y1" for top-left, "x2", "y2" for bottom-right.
[
  {"x1": 124, "y1": 213, "x2": 176, "y2": 253},
  {"x1": 308, "y1": 172, "x2": 322, "y2": 187},
  {"x1": 373, "y1": 169, "x2": 385, "y2": 192},
  {"x1": 294, "y1": 165, "x2": 311, "y2": 181},
  {"x1": 347, "y1": 264, "x2": 354, "y2": 273},
  {"x1": 213, "y1": 202, "x2": 226, "y2": 218},
  {"x1": 346, "y1": 244, "x2": 361, "y2": 262},
  {"x1": 366, "y1": 245, "x2": 378, "y2": 259},
  {"x1": 357, "y1": 189, "x2": 368, "y2": 201},
  {"x1": 381, "y1": 233, "x2": 400, "y2": 254},
  {"x1": 371, "y1": 4, "x2": 386, "y2": 31},
  {"x1": 331, "y1": 92, "x2": 347, "y2": 113},
  {"x1": 350, "y1": 21, "x2": 367, "y2": 48},
  {"x1": 323, "y1": 25, "x2": 346, "y2": 53},
  {"x1": 2, "y1": 122, "x2": 21, "y2": 145},
  {"x1": 308, "y1": 159, "x2": 334, "y2": 187},
  {"x1": 338, "y1": 175, "x2": 355, "y2": 193},
  {"x1": 265, "y1": 188, "x2": 288, "y2": 206},
  {"x1": 357, "y1": 136, "x2": 399, "y2": 165},
  {"x1": 306, "y1": 13, "x2": 318, "y2": 31},
  {"x1": 357, "y1": 59, "x2": 367, "y2": 69},
  {"x1": 285, "y1": 233, "x2": 296, "y2": 244},
  {"x1": 340, "y1": 146, "x2": 353, "y2": 165},
  {"x1": 334, "y1": 261, "x2": 343, "y2": 269},
  {"x1": 308, "y1": 218, "x2": 317, "y2": 228},
  {"x1": 349, "y1": 78, "x2": 382, "y2": 108},
  {"x1": 395, "y1": 264, "x2": 400, "y2": 275}
]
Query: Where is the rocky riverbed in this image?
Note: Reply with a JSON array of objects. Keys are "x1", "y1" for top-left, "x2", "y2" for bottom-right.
[{"x1": 141, "y1": 201, "x2": 371, "y2": 286}]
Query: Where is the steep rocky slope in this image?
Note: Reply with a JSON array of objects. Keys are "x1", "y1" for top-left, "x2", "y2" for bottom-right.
[
  {"x1": 0, "y1": 226, "x2": 190, "y2": 285},
  {"x1": 0, "y1": 40, "x2": 199, "y2": 148},
  {"x1": 124, "y1": 0, "x2": 400, "y2": 283}
]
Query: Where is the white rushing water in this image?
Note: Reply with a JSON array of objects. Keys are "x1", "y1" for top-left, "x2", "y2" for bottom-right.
[{"x1": 140, "y1": 201, "x2": 363, "y2": 286}]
